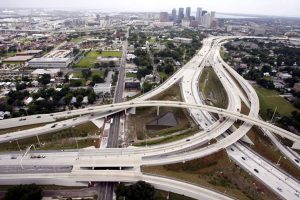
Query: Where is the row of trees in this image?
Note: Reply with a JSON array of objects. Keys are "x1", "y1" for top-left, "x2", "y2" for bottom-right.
[{"x1": 1, "y1": 86, "x2": 97, "y2": 117}]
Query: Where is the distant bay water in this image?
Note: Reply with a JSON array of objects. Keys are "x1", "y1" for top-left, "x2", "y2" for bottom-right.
[{"x1": 216, "y1": 13, "x2": 258, "y2": 19}]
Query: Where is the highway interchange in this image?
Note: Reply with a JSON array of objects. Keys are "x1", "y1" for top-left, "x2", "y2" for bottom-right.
[{"x1": 0, "y1": 36, "x2": 300, "y2": 200}]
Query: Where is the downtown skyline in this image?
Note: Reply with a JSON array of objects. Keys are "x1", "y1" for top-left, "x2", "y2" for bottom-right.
[{"x1": 0, "y1": 0, "x2": 299, "y2": 18}]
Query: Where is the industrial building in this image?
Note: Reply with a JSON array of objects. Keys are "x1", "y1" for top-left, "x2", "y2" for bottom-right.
[{"x1": 28, "y1": 50, "x2": 72, "y2": 68}]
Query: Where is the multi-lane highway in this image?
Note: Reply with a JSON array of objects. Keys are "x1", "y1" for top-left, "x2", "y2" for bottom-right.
[
  {"x1": 1, "y1": 36, "x2": 300, "y2": 200},
  {"x1": 100, "y1": 29, "x2": 129, "y2": 200}
]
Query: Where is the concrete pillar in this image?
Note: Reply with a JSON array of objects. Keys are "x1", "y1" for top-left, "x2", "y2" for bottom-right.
[{"x1": 157, "y1": 106, "x2": 160, "y2": 116}]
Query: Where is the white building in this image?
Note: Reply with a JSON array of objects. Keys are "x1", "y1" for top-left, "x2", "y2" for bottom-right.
[
  {"x1": 93, "y1": 83, "x2": 112, "y2": 94},
  {"x1": 126, "y1": 54, "x2": 136, "y2": 61},
  {"x1": 173, "y1": 37, "x2": 192, "y2": 44},
  {"x1": 31, "y1": 69, "x2": 61, "y2": 78},
  {"x1": 181, "y1": 19, "x2": 190, "y2": 28},
  {"x1": 278, "y1": 72, "x2": 292, "y2": 80},
  {"x1": 28, "y1": 58, "x2": 71, "y2": 68},
  {"x1": 24, "y1": 97, "x2": 33, "y2": 105},
  {"x1": 97, "y1": 57, "x2": 120, "y2": 65}
]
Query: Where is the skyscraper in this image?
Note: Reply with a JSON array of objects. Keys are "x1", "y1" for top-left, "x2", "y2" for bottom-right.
[
  {"x1": 203, "y1": 13, "x2": 211, "y2": 28},
  {"x1": 172, "y1": 8, "x2": 177, "y2": 21},
  {"x1": 178, "y1": 8, "x2": 184, "y2": 20},
  {"x1": 160, "y1": 12, "x2": 169, "y2": 22},
  {"x1": 210, "y1": 11, "x2": 216, "y2": 21},
  {"x1": 210, "y1": 11, "x2": 216, "y2": 28},
  {"x1": 185, "y1": 7, "x2": 191, "y2": 19},
  {"x1": 196, "y1": 7, "x2": 202, "y2": 22}
]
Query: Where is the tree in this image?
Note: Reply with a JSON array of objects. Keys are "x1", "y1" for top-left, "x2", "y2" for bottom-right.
[
  {"x1": 92, "y1": 74, "x2": 105, "y2": 83},
  {"x1": 76, "y1": 95, "x2": 84, "y2": 103},
  {"x1": 69, "y1": 80, "x2": 82, "y2": 87},
  {"x1": 57, "y1": 71, "x2": 63, "y2": 77},
  {"x1": 142, "y1": 82, "x2": 156, "y2": 93},
  {"x1": 16, "y1": 82, "x2": 27, "y2": 90},
  {"x1": 94, "y1": 63, "x2": 101, "y2": 68},
  {"x1": 38, "y1": 74, "x2": 51, "y2": 85},
  {"x1": 115, "y1": 181, "x2": 155, "y2": 200},
  {"x1": 108, "y1": 61, "x2": 116, "y2": 68},
  {"x1": 82, "y1": 69, "x2": 92, "y2": 80},
  {"x1": 4, "y1": 184, "x2": 42, "y2": 200},
  {"x1": 73, "y1": 48, "x2": 80, "y2": 55},
  {"x1": 294, "y1": 99, "x2": 300, "y2": 109},
  {"x1": 88, "y1": 92, "x2": 97, "y2": 104},
  {"x1": 164, "y1": 64, "x2": 174, "y2": 75},
  {"x1": 262, "y1": 65, "x2": 272, "y2": 73},
  {"x1": 64, "y1": 93, "x2": 73, "y2": 105},
  {"x1": 64, "y1": 74, "x2": 69, "y2": 83}
]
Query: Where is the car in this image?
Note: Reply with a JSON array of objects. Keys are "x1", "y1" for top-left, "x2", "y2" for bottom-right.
[
  {"x1": 36, "y1": 116, "x2": 41, "y2": 118},
  {"x1": 51, "y1": 124, "x2": 57, "y2": 128},
  {"x1": 19, "y1": 118, "x2": 26, "y2": 121},
  {"x1": 63, "y1": 124, "x2": 67, "y2": 127},
  {"x1": 277, "y1": 187, "x2": 282, "y2": 192},
  {"x1": 230, "y1": 148, "x2": 234, "y2": 151},
  {"x1": 11, "y1": 156, "x2": 17, "y2": 159},
  {"x1": 67, "y1": 112, "x2": 71, "y2": 114},
  {"x1": 88, "y1": 108, "x2": 94, "y2": 111},
  {"x1": 295, "y1": 192, "x2": 300, "y2": 198},
  {"x1": 186, "y1": 139, "x2": 191, "y2": 142},
  {"x1": 254, "y1": 169, "x2": 259, "y2": 173},
  {"x1": 50, "y1": 114, "x2": 54, "y2": 116},
  {"x1": 241, "y1": 157, "x2": 246, "y2": 160},
  {"x1": 295, "y1": 159, "x2": 299, "y2": 163},
  {"x1": 30, "y1": 155, "x2": 37, "y2": 159}
]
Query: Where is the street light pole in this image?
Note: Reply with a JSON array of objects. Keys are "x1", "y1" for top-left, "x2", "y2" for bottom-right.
[
  {"x1": 271, "y1": 106, "x2": 278, "y2": 123},
  {"x1": 16, "y1": 140, "x2": 21, "y2": 152},
  {"x1": 276, "y1": 156, "x2": 282, "y2": 166},
  {"x1": 36, "y1": 134, "x2": 42, "y2": 147}
]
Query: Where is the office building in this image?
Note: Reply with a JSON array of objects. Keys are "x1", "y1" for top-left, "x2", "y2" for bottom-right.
[
  {"x1": 160, "y1": 12, "x2": 169, "y2": 22},
  {"x1": 171, "y1": 8, "x2": 177, "y2": 21},
  {"x1": 196, "y1": 7, "x2": 202, "y2": 22},
  {"x1": 202, "y1": 13, "x2": 211, "y2": 28},
  {"x1": 178, "y1": 8, "x2": 184, "y2": 20},
  {"x1": 185, "y1": 7, "x2": 191, "y2": 19}
]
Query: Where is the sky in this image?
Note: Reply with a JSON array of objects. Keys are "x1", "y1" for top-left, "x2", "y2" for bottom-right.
[{"x1": 0, "y1": 0, "x2": 300, "y2": 17}]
